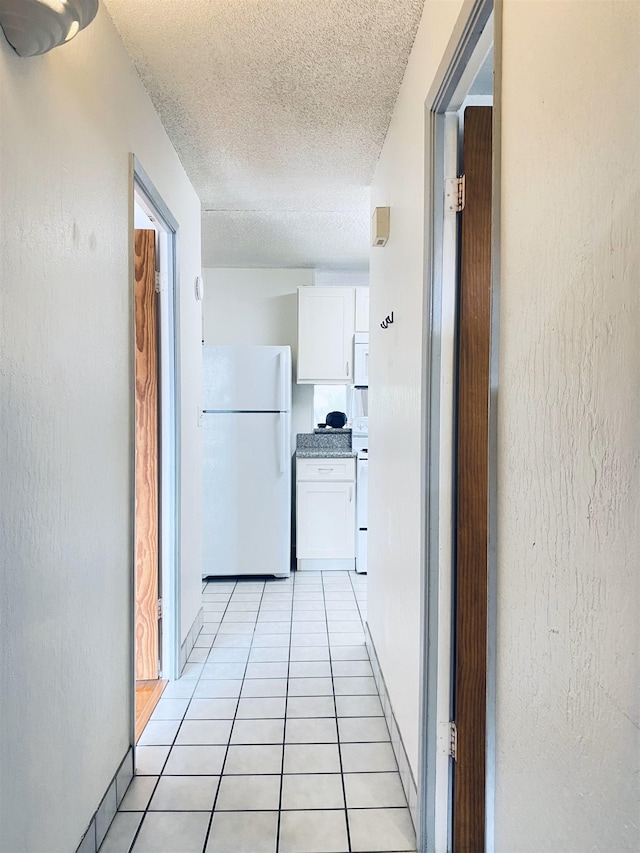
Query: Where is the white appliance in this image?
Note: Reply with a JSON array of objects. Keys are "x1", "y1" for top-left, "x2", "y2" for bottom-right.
[
  {"x1": 201, "y1": 345, "x2": 292, "y2": 578},
  {"x1": 353, "y1": 332, "x2": 369, "y2": 387},
  {"x1": 352, "y1": 416, "x2": 368, "y2": 574}
]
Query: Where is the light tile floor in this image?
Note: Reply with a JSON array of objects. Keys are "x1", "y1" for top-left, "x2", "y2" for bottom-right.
[{"x1": 100, "y1": 571, "x2": 416, "y2": 853}]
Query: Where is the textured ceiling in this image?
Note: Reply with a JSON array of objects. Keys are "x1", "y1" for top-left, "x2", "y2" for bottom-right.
[{"x1": 104, "y1": 0, "x2": 425, "y2": 268}]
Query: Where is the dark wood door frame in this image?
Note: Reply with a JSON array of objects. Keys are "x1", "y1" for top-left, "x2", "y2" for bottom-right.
[{"x1": 453, "y1": 105, "x2": 493, "y2": 852}]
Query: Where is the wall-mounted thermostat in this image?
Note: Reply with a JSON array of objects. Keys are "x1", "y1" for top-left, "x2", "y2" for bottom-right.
[{"x1": 371, "y1": 206, "x2": 390, "y2": 247}]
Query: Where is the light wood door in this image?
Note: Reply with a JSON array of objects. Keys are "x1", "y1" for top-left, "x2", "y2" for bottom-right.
[
  {"x1": 453, "y1": 106, "x2": 492, "y2": 852},
  {"x1": 134, "y1": 228, "x2": 160, "y2": 682}
]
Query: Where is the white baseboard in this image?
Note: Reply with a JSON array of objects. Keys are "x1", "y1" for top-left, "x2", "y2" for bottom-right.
[
  {"x1": 76, "y1": 748, "x2": 134, "y2": 853},
  {"x1": 179, "y1": 606, "x2": 204, "y2": 673},
  {"x1": 297, "y1": 558, "x2": 355, "y2": 571},
  {"x1": 365, "y1": 622, "x2": 418, "y2": 831}
]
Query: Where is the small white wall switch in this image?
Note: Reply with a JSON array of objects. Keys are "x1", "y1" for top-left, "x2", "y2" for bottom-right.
[{"x1": 371, "y1": 207, "x2": 390, "y2": 247}]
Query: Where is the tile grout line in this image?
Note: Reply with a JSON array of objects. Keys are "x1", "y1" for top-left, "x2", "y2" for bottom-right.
[
  {"x1": 124, "y1": 579, "x2": 239, "y2": 853},
  {"x1": 323, "y1": 572, "x2": 353, "y2": 853},
  {"x1": 348, "y1": 572, "x2": 418, "y2": 853},
  {"x1": 115, "y1": 573, "x2": 415, "y2": 853},
  {"x1": 201, "y1": 577, "x2": 267, "y2": 853},
  {"x1": 275, "y1": 573, "x2": 295, "y2": 853}
]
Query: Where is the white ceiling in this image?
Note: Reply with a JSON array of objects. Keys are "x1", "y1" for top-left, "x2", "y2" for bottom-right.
[{"x1": 104, "y1": 0, "x2": 425, "y2": 269}]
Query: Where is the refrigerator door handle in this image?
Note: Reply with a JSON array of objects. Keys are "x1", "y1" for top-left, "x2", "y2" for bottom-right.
[
  {"x1": 278, "y1": 350, "x2": 287, "y2": 413},
  {"x1": 278, "y1": 413, "x2": 287, "y2": 474}
]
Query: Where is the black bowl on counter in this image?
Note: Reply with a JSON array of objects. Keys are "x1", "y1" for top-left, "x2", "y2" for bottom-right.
[{"x1": 325, "y1": 411, "x2": 347, "y2": 429}]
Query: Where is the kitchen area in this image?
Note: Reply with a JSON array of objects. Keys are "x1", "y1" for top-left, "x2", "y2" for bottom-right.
[
  {"x1": 201, "y1": 272, "x2": 370, "y2": 580},
  {"x1": 294, "y1": 283, "x2": 369, "y2": 576}
]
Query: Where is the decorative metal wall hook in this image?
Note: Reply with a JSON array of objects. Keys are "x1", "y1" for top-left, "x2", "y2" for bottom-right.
[{"x1": 380, "y1": 311, "x2": 394, "y2": 330}]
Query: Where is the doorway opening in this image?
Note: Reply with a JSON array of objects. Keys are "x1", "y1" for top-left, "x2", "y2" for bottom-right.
[
  {"x1": 132, "y1": 157, "x2": 182, "y2": 741},
  {"x1": 418, "y1": 1, "x2": 497, "y2": 850}
]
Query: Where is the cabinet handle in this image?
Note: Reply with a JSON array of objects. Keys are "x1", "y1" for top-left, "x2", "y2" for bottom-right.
[
  {"x1": 346, "y1": 360, "x2": 350, "y2": 375},
  {"x1": 349, "y1": 486, "x2": 353, "y2": 502},
  {"x1": 318, "y1": 467, "x2": 334, "y2": 473}
]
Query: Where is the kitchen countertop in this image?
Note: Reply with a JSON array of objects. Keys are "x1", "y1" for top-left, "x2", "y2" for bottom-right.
[
  {"x1": 296, "y1": 449, "x2": 357, "y2": 459},
  {"x1": 296, "y1": 429, "x2": 353, "y2": 459}
]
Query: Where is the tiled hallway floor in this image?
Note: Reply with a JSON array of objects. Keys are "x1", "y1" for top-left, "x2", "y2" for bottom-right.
[{"x1": 100, "y1": 571, "x2": 416, "y2": 853}]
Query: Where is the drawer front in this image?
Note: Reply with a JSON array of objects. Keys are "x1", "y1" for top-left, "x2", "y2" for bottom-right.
[{"x1": 297, "y1": 457, "x2": 355, "y2": 481}]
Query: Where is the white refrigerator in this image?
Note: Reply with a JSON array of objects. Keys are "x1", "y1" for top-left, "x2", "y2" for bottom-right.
[{"x1": 201, "y1": 345, "x2": 292, "y2": 578}]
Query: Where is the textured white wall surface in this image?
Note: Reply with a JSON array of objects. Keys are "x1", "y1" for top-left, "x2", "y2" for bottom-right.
[
  {"x1": 0, "y1": 7, "x2": 202, "y2": 852},
  {"x1": 314, "y1": 270, "x2": 370, "y2": 288},
  {"x1": 495, "y1": 2, "x2": 639, "y2": 849},
  {"x1": 370, "y1": 0, "x2": 639, "y2": 848},
  {"x1": 202, "y1": 268, "x2": 315, "y2": 438},
  {"x1": 368, "y1": 0, "x2": 465, "y2": 780}
]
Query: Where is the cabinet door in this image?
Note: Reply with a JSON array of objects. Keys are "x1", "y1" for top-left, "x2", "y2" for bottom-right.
[
  {"x1": 296, "y1": 481, "x2": 356, "y2": 559},
  {"x1": 355, "y1": 288, "x2": 370, "y2": 332},
  {"x1": 297, "y1": 287, "x2": 355, "y2": 383}
]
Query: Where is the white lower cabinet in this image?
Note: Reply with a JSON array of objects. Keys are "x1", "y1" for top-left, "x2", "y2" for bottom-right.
[{"x1": 296, "y1": 458, "x2": 356, "y2": 569}]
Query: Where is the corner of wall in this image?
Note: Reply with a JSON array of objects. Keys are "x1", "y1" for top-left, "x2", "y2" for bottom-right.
[
  {"x1": 180, "y1": 606, "x2": 205, "y2": 673},
  {"x1": 75, "y1": 749, "x2": 134, "y2": 853}
]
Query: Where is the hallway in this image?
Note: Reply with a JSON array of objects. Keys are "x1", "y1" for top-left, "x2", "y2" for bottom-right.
[{"x1": 100, "y1": 572, "x2": 416, "y2": 853}]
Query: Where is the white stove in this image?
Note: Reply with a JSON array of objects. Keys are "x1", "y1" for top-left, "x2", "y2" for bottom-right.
[{"x1": 351, "y1": 416, "x2": 368, "y2": 453}]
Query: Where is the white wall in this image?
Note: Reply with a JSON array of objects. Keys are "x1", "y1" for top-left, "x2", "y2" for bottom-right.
[
  {"x1": 0, "y1": 7, "x2": 202, "y2": 852},
  {"x1": 369, "y1": 0, "x2": 639, "y2": 849},
  {"x1": 202, "y1": 268, "x2": 315, "y2": 439},
  {"x1": 368, "y1": 0, "x2": 466, "y2": 781},
  {"x1": 314, "y1": 269, "x2": 369, "y2": 288},
  {"x1": 495, "y1": 2, "x2": 639, "y2": 849}
]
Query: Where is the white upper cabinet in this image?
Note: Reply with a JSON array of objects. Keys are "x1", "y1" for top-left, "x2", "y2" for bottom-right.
[
  {"x1": 297, "y1": 287, "x2": 356, "y2": 383},
  {"x1": 354, "y1": 288, "x2": 370, "y2": 332}
]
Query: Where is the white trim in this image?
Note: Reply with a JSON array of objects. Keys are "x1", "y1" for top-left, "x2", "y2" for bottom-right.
[
  {"x1": 485, "y1": 5, "x2": 504, "y2": 849},
  {"x1": 434, "y1": 110, "x2": 459, "y2": 852},
  {"x1": 179, "y1": 606, "x2": 204, "y2": 672},
  {"x1": 75, "y1": 748, "x2": 134, "y2": 852},
  {"x1": 365, "y1": 625, "x2": 418, "y2": 831},
  {"x1": 131, "y1": 156, "x2": 182, "y2": 698},
  {"x1": 447, "y1": 16, "x2": 494, "y2": 112},
  {"x1": 418, "y1": 1, "x2": 496, "y2": 851}
]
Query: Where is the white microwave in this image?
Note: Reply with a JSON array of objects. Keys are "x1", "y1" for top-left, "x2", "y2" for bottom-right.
[{"x1": 353, "y1": 333, "x2": 369, "y2": 387}]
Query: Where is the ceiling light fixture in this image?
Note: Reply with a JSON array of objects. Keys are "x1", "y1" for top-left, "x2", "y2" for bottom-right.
[{"x1": 0, "y1": 0, "x2": 98, "y2": 57}]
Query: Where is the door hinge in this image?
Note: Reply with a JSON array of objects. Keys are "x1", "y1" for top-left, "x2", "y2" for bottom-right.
[
  {"x1": 445, "y1": 175, "x2": 466, "y2": 212},
  {"x1": 449, "y1": 721, "x2": 458, "y2": 761},
  {"x1": 154, "y1": 271, "x2": 161, "y2": 293},
  {"x1": 157, "y1": 598, "x2": 163, "y2": 619}
]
